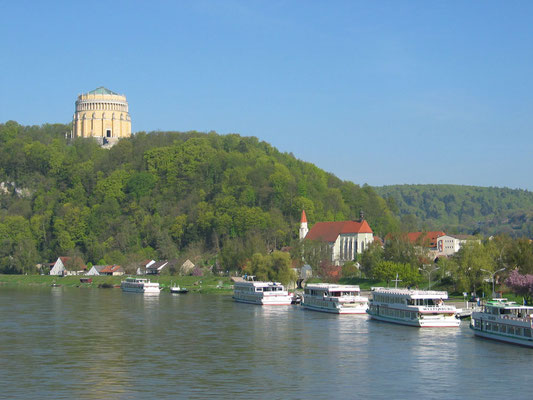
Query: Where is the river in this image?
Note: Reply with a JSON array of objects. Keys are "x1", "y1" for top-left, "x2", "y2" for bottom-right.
[{"x1": 0, "y1": 287, "x2": 532, "y2": 399}]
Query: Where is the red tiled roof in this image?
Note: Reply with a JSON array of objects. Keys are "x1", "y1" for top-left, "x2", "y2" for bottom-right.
[
  {"x1": 301, "y1": 210, "x2": 307, "y2": 223},
  {"x1": 406, "y1": 231, "x2": 446, "y2": 247},
  {"x1": 100, "y1": 265, "x2": 123, "y2": 273},
  {"x1": 306, "y1": 220, "x2": 373, "y2": 242}
]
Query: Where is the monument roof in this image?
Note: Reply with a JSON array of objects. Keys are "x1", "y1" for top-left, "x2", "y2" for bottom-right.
[{"x1": 88, "y1": 87, "x2": 119, "y2": 95}]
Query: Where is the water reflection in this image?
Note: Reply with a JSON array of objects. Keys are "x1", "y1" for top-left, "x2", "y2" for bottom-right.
[{"x1": 2, "y1": 288, "x2": 533, "y2": 399}]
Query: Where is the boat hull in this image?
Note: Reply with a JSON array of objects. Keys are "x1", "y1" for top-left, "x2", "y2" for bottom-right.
[
  {"x1": 302, "y1": 302, "x2": 367, "y2": 314},
  {"x1": 232, "y1": 295, "x2": 292, "y2": 306},
  {"x1": 470, "y1": 326, "x2": 533, "y2": 348},
  {"x1": 121, "y1": 286, "x2": 160, "y2": 294},
  {"x1": 170, "y1": 289, "x2": 188, "y2": 294},
  {"x1": 367, "y1": 311, "x2": 460, "y2": 327}
]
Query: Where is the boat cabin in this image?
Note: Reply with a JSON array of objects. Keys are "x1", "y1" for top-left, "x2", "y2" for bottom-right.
[{"x1": 304, "y1": 284, "x2": 361, "y2": 298}]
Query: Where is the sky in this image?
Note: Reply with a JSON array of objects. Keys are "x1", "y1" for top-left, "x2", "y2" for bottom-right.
[{"x1": 1, "y1": 0, "x2": 532, "y2": 190}]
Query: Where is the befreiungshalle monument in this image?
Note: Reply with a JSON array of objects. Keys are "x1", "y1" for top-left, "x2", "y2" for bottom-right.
[{"x1": 71, "y1": 87, "x2": 132, "y2": 147}]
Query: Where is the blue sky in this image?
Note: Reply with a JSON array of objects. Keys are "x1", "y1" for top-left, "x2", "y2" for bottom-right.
[{"x1": 1, "y1": 1, "x2": 532, "y2": 190}]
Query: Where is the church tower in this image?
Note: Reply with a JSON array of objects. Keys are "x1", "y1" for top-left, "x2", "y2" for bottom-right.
[{"x1": 299, "y1": 210, "x2": 309, "y2": 240}]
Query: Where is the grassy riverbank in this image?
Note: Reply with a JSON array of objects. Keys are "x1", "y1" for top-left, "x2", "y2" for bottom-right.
[{"x1": 0, "y1": 274, "x2": 234, "y2": 294}]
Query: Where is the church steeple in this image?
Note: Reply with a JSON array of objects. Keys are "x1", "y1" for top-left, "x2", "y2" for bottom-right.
[{"x1": 299, "y1": 210, "x2": 309, "y2": 240}]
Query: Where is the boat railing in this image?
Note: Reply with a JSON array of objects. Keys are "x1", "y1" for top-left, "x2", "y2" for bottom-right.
[{"x1": 500, "y1": 315, "x2": 533, "y2": 323}]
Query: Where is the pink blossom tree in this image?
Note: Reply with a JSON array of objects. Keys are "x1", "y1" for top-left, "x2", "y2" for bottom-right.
[{"x1": 505, "y1": 269, "x2": 533, "y2": 304}]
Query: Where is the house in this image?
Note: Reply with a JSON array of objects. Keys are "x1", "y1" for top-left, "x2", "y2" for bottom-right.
[
  {"x1": 86, "y1": 265, "x2": 106, "y2": 276},
  {"x1": 146, "y1": 261, "x2": 169, "y2": 275},
  {"x1": 136, "y1": 260, "x2": 156, "y2": 275},
  {"x1": 436, "y1": 234, "x2": 481, "y2": 256},
  {"x1": 405, "y1": 231, "x2": 446, "y2": 249},
  {"x1": 86, "y1": 265, "x2": 124, "y2": 276},
  {"x1": 49, "y1": 257, "x2": 86, "y2": 276},
  {"x1": 100, "y1": 265, "x2": 124, "y2": 276},
  {"x1": 300, "y1": 210, "x2": 374, "y2": 266},
  {"x1": 180, "y1": 259, "x2": 195, "y2": 275}
]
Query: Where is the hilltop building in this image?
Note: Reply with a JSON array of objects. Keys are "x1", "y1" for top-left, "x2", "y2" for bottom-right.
[
  {"x1": 72, "y1": 87, "x2": 131, "y2": 147},
  {"x1": 299, "y1": 211, "x2": 374, "y2": 265}
]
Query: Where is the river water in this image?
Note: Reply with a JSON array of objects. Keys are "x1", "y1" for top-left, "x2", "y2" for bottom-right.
[{"x1": 0, "y1": 287, "x2": 532, "y2": 399}]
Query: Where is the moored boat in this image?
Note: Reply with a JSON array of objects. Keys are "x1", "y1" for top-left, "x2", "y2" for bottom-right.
[
  {"x1": 170, "y1": 285, "x2": 189, "y2": 294},
  {"x1": 233, "y1": 280, "x2": 292, "y2": 305},
  {"x1": 367, "y1": 287, "x2": 460, "y2": 327},
  {"x1": 302, "y1": 283, "x2": 368, "y2": 314},
  {"x1": 470, "y1": 298, "x2": 533, "y2": 347},
  {"x1": 120, "y1": 277, "x2": 160, "y2": 294}
]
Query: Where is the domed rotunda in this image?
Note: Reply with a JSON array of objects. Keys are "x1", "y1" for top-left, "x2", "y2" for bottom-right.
[{"x1": 72, "y1": 87, "x2": 131, "y2": 145}]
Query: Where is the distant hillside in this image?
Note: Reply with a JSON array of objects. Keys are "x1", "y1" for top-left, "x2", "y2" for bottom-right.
[
  {"x1": 0, "y1": 121, "x2": 399, "y2": 273},
  {"x1": 374, "y1": 184, "x2": 533, "y2": 237}
]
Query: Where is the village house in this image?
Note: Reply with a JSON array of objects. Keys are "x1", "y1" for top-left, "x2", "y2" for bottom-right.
[
  {"x1": 299, "y1": 210, "x2": 374, "y2": 266},
  {"x1": 49, "y1": 256, "x2": 86, "y2": 276},
  {"x1": 136, "y1": 260, "x2": 155, "y2": 275},
  {"x1": 404, "y1": 231, "x2": 446, "y2": 249},
  {"x1": 180, "y1": 259, "x2": 195, "y2": 275},
  {"x1": 146, "y1": 261, "x2": 169, "y2": 275},
  {"x1": 86, "y1": 265, "x2": 125, "y2": 276}
]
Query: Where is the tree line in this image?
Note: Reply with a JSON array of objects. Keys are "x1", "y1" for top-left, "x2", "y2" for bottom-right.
[
  {"x1": 0, "y1": 121, "x2": 399, "y2": 274},
  {"x1": 375, "y1": 184, "x2": 533, "y2": 237}
]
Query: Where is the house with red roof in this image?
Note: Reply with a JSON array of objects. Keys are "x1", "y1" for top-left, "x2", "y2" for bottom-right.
[
  {"x1": 405, "y1": 231, "x2": 446, "y2": 249},
  {"x1": 300, "y1": 210, "x2": 374, "y2": 265}
]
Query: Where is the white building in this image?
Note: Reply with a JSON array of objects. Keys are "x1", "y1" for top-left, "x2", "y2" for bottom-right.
[{"x1": 436, "y1": 234, "x2": 481, "y2": 256}]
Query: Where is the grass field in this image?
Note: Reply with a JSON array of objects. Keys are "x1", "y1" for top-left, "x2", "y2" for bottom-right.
[{"x1": 0, "y1": 274, "x2": 234, "y2": 294}]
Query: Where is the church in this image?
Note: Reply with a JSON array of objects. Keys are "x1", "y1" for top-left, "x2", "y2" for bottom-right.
[
  {"x1": 299, "y1": 210, "x2": 374, "y2": 265},
  {"x1": 72, "y1": 87, "x2": 132, "y2": 147}
]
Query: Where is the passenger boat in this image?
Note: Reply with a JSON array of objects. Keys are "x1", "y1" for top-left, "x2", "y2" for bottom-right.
[
  {"x1": 470, "y1": 298, "x2": 533, "y2": 347},
  {"x1": 302, "y1": 283, "x2": 368, "y2": 314},
  {"x1": 367, "y1": 287, "x2": 460, "y2": 327},
  {"x1": 233, "y1": 280, "x2": 292, "y2": 305},
  {"x1": 120, "y1": 277, "x2": 160, "y2": 294}
]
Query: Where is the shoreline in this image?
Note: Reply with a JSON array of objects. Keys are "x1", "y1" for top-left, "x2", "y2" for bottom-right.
[{"x1": 0, "y1": 274, "x2": 234, "y2": 294}]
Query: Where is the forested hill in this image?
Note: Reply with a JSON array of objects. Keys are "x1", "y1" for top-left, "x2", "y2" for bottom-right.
[
  {"x1": 0, "y1": 121, "x2": 398, "y2": 273},
  {"x1": 375, "y1": 184, "x2": 533, "y2": 237}
]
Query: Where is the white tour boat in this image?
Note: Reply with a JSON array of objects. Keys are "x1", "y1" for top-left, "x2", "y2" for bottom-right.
[
  {"x1": 120, "y1": 277, "x2": 161, "y2": 294},
  {"x1": 470, "y1": 298, "x2": 533, "y2": 347},
  {"x1": 367, "y1": 287, "x2": 460, "y2": 327},
  {"x1": 233, "y1": 280, "x2": 292, "y2": 305},
  {"x1": 302, "y1": 283, "x2": 368, "y2": 314}
]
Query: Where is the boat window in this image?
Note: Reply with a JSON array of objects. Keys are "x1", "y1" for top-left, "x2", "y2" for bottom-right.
[
  {"x1": 525, "y1": 329, "x2": 532, "y2": 338},
  {"x1": 256, "y1": 288, "x2": 263, "y2": 292}
]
